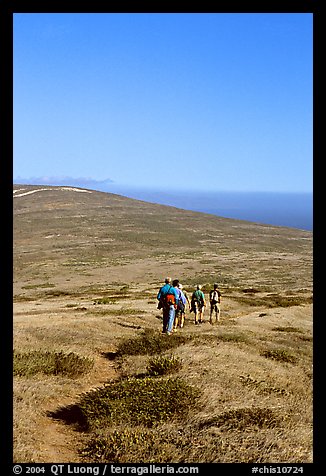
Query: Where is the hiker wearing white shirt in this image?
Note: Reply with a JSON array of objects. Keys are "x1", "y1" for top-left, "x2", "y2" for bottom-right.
[{"x1": 209, "y1": 283, "x2": 221, "y2": 324}]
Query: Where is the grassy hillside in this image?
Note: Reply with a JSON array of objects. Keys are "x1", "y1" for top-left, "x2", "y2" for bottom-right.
[{"x1": 13, "y1": 184, "x2": 313, "y2": 463}]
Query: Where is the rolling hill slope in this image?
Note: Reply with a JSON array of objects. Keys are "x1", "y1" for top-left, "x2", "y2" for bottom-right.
[{"x1": 13, "y1": 184, "x2": 313, "y2": 463}]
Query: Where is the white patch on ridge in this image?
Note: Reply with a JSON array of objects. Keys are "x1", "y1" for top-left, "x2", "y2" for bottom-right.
[{"x1": 13, "y1": 187, "x2": 92, "y2": 198}]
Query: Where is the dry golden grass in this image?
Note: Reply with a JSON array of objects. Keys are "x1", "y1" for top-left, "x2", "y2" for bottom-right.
[{"x1": 13, "y1": 185, "x2": 313, "y2": 463}]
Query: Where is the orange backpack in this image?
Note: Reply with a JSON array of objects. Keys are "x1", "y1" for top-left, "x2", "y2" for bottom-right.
[{"x1": 165, "y1": 293, "x2": 176, "y2": 306}]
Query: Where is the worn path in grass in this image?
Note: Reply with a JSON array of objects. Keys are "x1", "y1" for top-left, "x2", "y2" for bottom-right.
[{"x1": 42, "y1": 357, "x2": 118, "y2": 463}]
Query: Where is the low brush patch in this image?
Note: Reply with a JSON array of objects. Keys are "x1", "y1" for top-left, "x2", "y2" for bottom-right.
[
  {"x1": 81, "y1": 426, "x2": 193, "y2": 463},
  {"x1": 82, "y1": 406, "x2": 287, "y2": 463},
  {"x1": 272, "y1": 326, "x2": 303, "y2": 333},
  {"x1": 146, "y1": 354, "x2": 183, "y2": 376},
  {"x1": 116, "y1": 329, "x2": 192, "y2": 356},
  {"x1": 43, "y1": 289, "x2": 72, "y2": 298},
  {"x1": 72, "y1": 376, "x2": 201, "y2": 430},
  {"x1": 239, "y1": 375, "x2": 290, "y2": 396},
  {"x1": 13, "y1": 350, "x2": 94, "y2": 377},
  {"x1": 218, "y1": 332, "x2": 249, "y2": 343},
  {"x1": 232, "y1": 293, "x2": 312, "y2": 308},
  {"x1": 261, "y1": 349, "x2": 298, "y2": 364},
  {"x1": 81, "y1": 426, "x2": 191, "y2": 463},
  {"x1": 21, "y1": 282, "x2": 55, "y2": 289},
  {"x1": 93, "y1": 297, "x2": 117, "y2": 305},
  {"x1": 199, "y1": 407, "x2": 286, "y2": 431},
  {"x1": 82, "y1": 427, "x2": 157, "y2": 463}
]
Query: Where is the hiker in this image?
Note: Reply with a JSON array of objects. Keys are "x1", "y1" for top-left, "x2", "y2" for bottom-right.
[
  {"x1": 157, "y1": 277, "x2": 179, "y2": 335},
  {"x1": 183, "y1": 286, "x2": 191, "y2": 310},
  {"x1": 209, "y1": 283, "x2": 221, "y2": 324},
  {"x1": 179, "y1": 283, "x2": 191, "y2": 327},
  {"x1": 173, "y1": 280, "x2": 187, "y2": 330},
  {"x1": 190, "y1": 285, "x2": 206, "y2": 324}
]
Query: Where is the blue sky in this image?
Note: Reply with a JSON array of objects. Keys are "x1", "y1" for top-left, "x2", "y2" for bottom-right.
[{"x1": 13, "y1": 13, "x2": 313, "y2": 193}]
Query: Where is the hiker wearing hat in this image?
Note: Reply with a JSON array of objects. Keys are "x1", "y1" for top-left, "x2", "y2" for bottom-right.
[
  {"x1": 190, "y1": 285, "x2": 206, "y2": 324},
  {"x1": 209, "y1": 283, "x2": 221, "y2": 324},
  {"x1": 157, "y1": 277, "x2": 179, "y2": 335}
]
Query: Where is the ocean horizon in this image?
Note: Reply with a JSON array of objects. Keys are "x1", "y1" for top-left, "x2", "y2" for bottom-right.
[
  {"x1": 101, "y1": 185, "x2": 313, "y2": 232},
  {"x1": 14, "y1": 180, "x2": 313, "y2": 231}
]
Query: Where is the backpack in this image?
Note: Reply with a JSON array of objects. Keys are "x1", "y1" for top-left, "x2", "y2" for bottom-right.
[
  {"x1": 158, "y1": 285, "x2": 176, "y2": 308},
  {"x1": 193, "y1": 290, "x2": 204, "y2": 305},
  {"x1": 165, "y1": 293, "x2": 176, "y2": 306},
  {"x1": 177, "y1": 298, "x2": 185, "y2": 313},
  {"x1": 210, "y1": 290, "x2": 219, "y2": 305}
]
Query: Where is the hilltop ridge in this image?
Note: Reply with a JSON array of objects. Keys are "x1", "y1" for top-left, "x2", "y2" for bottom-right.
[{"x1": 13, "y1": 184, "x2": 312, "y2": 295}]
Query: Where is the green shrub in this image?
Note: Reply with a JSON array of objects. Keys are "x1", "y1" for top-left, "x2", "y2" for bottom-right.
[
  {"x1": 81, "y1": 426, "x2": 189, "y2": 463},
  {"x1": 261, "y1": 349, "x2": 297, "y2": 364},
  {"x1": 82, "y1": 406, "x2": 286, "y2": 463},
  {"x1": 146, "y1": 355, "x2": 183, "y2": 376},
  {"x1": 76, "y1": 376, "x2": 200, "y2": 430},
  {"x1": 112, "y1": 308, "x2": 145, "y2": 316},
  {"x1": 232, "y1": 293, "x2": 312, "y2": 308},
  {"x1": 239, "y1": 375, "x2": 290, "y2": 396},
  {"x1": 44, "y1": 290, "x2": 71, "y2": 297},
  {"x1": 272, "y1": 326, "x2": 303, "y2": 333},
  {"x1": 199, "y1": 407, "x2": 285, "y2": 431},
  {"x1": 93, "y1": 297, "x2": 116, "y2": 305},
  {"x1": 117, "y1": 329, "x2": 192, "y2": 356},
  {"x1": 218, "y1": 332, "x2": 249, "y2": 343},
  {"x1": 13, "y1": 350, "x2": 94, "y2": 377},
  {"x1": 82, "y1": 428, "x2": 156, "y2": 462},
  {"x1": 22, "y1": 282, "x2": 55, "y2": 289}
]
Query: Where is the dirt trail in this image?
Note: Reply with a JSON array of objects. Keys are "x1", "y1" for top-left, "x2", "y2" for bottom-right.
[
  {"x1": 37, "y1": 418, "x2": 80, "y2": 463},
  {"x1": 37, "y1": 354, "x2": 118, "y2": 463}
]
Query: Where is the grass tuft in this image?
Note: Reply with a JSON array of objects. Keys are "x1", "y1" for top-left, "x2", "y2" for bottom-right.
[
  {"x1": 272, "y1": 326, "x2": 303, "y2": 333},
  {"x1": 233, "y1": 293, "x2": 312, "y2": 308},
  {"x1": 74, "y1": 376, "x2": 200, "y2": 430},
  {"x1": 93, "y1": 297, "x2": 116, "y2": 305},
  {"x1": 117, "y1": 329, "x2": 192, "y2": 356},
  {"x1": 14, "y1": 350, "x2": 94, "y2": 377},
  {"x1": 199, "y1": 407, "x2": 286, "y2": 431},
  {"x1": 261, "y1": 349, "x2": 297, "y2": 364},
  {"x1": 218, "y1": 332, "x2": 249, "y2": 343},
  {"x1": 146, "y1": 354, "x2": 183, "y2": 376}
]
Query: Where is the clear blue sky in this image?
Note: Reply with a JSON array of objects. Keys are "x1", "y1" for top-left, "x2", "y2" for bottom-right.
[{"x1": 13, "y1": 13, "x2": 313, "y2": 193}]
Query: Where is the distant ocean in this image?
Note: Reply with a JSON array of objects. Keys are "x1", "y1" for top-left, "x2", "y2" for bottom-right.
[
  {"x1": 14, "y1": 180, "x2": 312, "y2": 231},
  {"x1": 102, "y1": 186, "x2": 313, "y2": 232}
]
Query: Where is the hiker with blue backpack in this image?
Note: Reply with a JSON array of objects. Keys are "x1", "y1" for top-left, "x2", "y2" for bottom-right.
[{"x1": 157, "y1": 277, "x2": 179, "y2": 335}]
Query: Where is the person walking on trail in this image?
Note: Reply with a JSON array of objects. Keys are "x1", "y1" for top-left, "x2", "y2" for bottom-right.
[
  {"x1": 209, "y1": 283, "x2": 221, "y2": 324},
  {"x1": 191, "y1": 285, "x2": 206, "y2": 324},
  {"x1": 178, "y1": 283, "x2": 190, "y2": 328},
  {"x1": 157, "y1": 277, "x2": 179, "y2": 335},
  {"x1": 173, "y1": 280, "x2": 187, "y2": 330},
  {"x1": 182, "y1": 285, "x2": 191, "y2": 310}
]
